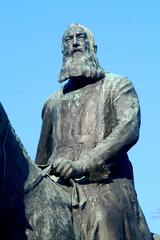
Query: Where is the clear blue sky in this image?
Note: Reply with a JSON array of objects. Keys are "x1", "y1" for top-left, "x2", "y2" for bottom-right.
[{"x1": 0, "y1": 0, "x2": 160, "y2": 234}]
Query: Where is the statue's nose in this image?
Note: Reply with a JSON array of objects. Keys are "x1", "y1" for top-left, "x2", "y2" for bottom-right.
[
  {"x1": 73, "y1": 36, "x2": 79, "y2": 48},
  {"x1": 73, "y1": 42, "x2": 79, "y2": 48}
]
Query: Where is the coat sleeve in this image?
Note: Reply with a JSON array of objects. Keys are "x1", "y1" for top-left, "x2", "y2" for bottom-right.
[
  {"x1": 80, "y1": 77, "x2": 141, "y2": 179},
  {"x1": 35, "y1": 100, "x2": 53, "y2": 165}
]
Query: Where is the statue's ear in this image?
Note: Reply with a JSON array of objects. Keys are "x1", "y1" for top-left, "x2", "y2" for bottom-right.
[
  {"x1": 61, "y1": 42, "x2": 64, "y2": 54},
  {"x1": 94, "y1": 45, "x2": 97, "y2": 53}
]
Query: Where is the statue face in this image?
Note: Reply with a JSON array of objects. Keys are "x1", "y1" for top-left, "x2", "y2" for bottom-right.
[
  {"x1": 62, "y1": 26, "x2": 90, "y2": 57},
  {"x1": 59, "y1": 24, "x2": 104, "y2": 83}
]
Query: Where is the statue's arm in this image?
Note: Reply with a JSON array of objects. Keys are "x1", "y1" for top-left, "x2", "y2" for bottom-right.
[
  {"x1": 35, "y1": 100, "x2": 53, "y2": 165},
  {"x1": 80, "y1": 77, "x2": 141, "y2": 179}
]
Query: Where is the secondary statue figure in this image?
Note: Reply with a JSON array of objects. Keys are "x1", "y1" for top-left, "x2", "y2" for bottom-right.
[{"x1": 35, "y1": 24, "x2": 152, "y2": 240}]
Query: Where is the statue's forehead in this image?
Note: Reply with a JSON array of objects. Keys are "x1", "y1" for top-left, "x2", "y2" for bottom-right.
[{"x1": 64, "y1": 25, "x2": 87, "y2": 37}]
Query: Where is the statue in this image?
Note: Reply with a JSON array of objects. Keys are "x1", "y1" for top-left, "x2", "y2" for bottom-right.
[{"x1": 34, "y1": 23, "x2": 152, "y2": 239}]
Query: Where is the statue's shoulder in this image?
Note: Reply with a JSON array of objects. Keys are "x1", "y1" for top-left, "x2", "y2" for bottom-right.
[
  {"x1": 42, "y1": 88, "x2": 62, "y2": 117},
  {"x1": 104, "y1": 71, "x2": 130, "y2": 83},
  {"x1": 46, "y1": 88, "x2": 62, "y2": 105},
  {"x1": 103, "y1": 71, "x2": 133, "y2": 90}
]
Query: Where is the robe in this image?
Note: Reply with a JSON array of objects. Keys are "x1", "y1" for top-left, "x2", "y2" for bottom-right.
[{"x1": 35, "y1": 72, "x2": 151, "y2": 240}]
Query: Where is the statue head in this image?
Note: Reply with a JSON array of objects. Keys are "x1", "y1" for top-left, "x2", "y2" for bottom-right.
[{"x1": 58, "y1": 24, "x2": 105, "y2": 83}]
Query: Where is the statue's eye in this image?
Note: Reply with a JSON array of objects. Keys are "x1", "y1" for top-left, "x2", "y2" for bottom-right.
[
  {"x1": 77, "y1": 33, "x2": 86, "y2": 38},
  {"x1": 65, "y1": 36, "x2": 73, "y2": 41}
]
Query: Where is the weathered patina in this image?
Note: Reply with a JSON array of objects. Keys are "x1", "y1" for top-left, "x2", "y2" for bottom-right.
[{"x1": 35, "y1": 24, "x2": 152, "y2": 239}]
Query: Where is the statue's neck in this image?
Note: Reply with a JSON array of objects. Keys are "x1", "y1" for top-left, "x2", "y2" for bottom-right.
[{"x1": 63, "y1": 76, "x2": 101, "y2": 94}]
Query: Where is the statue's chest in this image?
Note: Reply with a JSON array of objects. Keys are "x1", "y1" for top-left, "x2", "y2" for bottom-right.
[{"x1": 58, "y1": 82, "x2": 103, "y2": 141}]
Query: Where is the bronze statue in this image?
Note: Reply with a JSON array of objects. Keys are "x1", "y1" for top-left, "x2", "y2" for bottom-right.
[{"x1": 35, "y1": 24, "x2": 152, "y2": 239}]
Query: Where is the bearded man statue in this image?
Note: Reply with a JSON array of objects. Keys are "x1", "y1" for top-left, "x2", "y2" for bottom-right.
[{"x1": 35, "y1": 24, "x2": 152, "y2": 240}]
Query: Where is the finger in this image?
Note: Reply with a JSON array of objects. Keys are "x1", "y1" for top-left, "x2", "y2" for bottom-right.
[
  {"x1": 60, "y1": 164, "x2": 72, "y2": 177},
  {"x1": 64, "y1": 168, "x2": 73, "y2": 179},
  {"x1": 56, "y1": 160, "x2": 69, "y2": 174},
  {"x1": 52, "y1": 159, "x2": 62, "y2": 169}
]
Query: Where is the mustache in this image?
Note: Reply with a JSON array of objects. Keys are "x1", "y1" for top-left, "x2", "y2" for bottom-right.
[
  {"x1": 65, "y1": 47, "x2": 85, "y2": 56},
  {"x1": 72, "y1": 48, "x2": 84, "y2": 53}
]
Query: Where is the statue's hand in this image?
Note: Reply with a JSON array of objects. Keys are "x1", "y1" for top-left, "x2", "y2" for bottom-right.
[{"x1": 51, "y1": 158, "x2": 84, "y2": 179}]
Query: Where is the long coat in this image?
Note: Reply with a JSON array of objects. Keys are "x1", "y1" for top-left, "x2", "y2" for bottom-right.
[{"x1": 35, "y1": 72, "x2": 151, "y2": 240}]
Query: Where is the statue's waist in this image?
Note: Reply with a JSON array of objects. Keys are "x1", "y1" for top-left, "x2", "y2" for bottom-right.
[{"x1": 50, "y1": 147, "x2": 134, "y2": 181}]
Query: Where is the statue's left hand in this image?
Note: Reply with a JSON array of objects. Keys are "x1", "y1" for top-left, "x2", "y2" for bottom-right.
[{"x1": 51, "y1": 158, "x2": 84, "y2": 179}]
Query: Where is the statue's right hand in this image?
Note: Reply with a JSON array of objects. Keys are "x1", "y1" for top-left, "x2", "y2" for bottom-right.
[
  {"x1": 51, "y1": 158, "x2": 84, "y2": 179},
  {"x1": 51, "y1": 158, "x2": 68, "y2": 177}
]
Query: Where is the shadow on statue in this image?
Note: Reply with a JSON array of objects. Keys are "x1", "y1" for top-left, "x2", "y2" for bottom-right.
[
  {"x1": 0, "y1": 103, "x2": 78, "y2": 240},
  {"x1": 0, "y1": 103, "x2": 29, "y2": 239}
]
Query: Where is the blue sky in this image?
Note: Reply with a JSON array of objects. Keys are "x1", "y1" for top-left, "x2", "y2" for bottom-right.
[{"x1": 0, "y1": 0, "x2": 160, "y2": 234}]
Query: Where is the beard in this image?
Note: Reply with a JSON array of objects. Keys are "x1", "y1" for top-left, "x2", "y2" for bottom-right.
[{"x1": 58, "y1": 50, "x2": 105, "y2": 83}]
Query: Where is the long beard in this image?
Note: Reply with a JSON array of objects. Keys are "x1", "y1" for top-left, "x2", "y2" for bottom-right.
[{"x1": 58, "y1": 51, "x2": 105, "y2": 83}]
